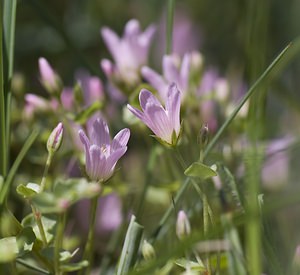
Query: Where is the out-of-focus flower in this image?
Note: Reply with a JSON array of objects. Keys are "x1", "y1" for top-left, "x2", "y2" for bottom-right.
[
  {"x1": 38, "y1": 57, "x2": 61, "y2": 94},
  {"x1": 262, "y1": 137, "x2": 293, "y2": 190},
  {"x1": 127, "y1": 83, "x2": 181, "y2": 146},
  {"x1": 24, "y1": 93, "x2": 57, "y2": 119},
  {"x1": 142, "y1": 53, "x2": 191, "y2": 101},
  {"x1": 47, "y1": 122, "x2": 64, "y2": 154},
  {"x1": 78, "y1": 118, "x2": 130, "y2": 182},
  {"x1": 101, "y1": 19, "x2": 156, "y2": 88},
  {"x1": 76, "y1": 193, "x2": 123, "y2": 236},
  {"x1": 75, "y1": 70, "x2": 104, "y2": 106},
  {"x1": 176, "y1": 210, "x2": 191, "y2": 240},
  {"x1": 142, "y1": 240, "x2": 156, "y2": 261}
]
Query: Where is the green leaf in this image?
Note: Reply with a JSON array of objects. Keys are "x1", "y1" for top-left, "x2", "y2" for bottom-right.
[
  {"x1": 0, "y1": 237, "x2": 18, "y2": 262},
  {"x1": 74, "y1": 101, "x2": 103, "y2": 125},
  {"x1": 16, "y1": 226, "x2": 36, "y2": 255},
  {"x1": 184, "y1": 162, "x2": 217, "y2": 179},
  {"x1": 22, "y1": 214, "x2": 56, "y2": 244},
  {"x1": 175, "y1": 258, "x2": 206, "y2": 271},
  {"x1": 16, "y1": 183, "x2": 40, "y2": 198},
  {"x1": 117, "y1": 215, "x2": 144, "y2": 275},
  {"x1": 60, "y1": 260, "x2": 89, "y2": 272}
]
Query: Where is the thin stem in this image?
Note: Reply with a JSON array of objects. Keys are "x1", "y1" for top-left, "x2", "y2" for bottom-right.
[
  {"x1": 31, "y1": 204, "x2": 47, "y2": 246},
  {"x1": 166, "y1": 0, "x2": 175, "y2": 54},
  {"x1": 0, "y1": 1, "x2": 6, "y2": 177},
  {"x1": 41, "y1": 153, "x2": 53, "y2": 191},
  {"x1": 54, "y1": 212, "x2": 67, "y2": 275},
  {"x1": 81, "y1": 196, "x2": 99, "y2": 275}
]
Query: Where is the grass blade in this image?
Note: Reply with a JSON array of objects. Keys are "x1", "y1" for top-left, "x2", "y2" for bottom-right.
[
  {"x1": 0, "y1": 128, "x2": 39, "y2": 208},
  {"x1": 117, "y1": 215, "x2": 143, "y2": 275}
]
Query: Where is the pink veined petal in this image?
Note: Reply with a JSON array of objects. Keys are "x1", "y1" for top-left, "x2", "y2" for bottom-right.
[
  {"x1": 166, "y1": 84, "x2": 181, "y2": 135},
  {"x1": 163, "y1": 55, "x2": 180, "y2": 83},
  {"x1": 91, "y1": 118, "x2": 111, "y2": 147},
  {"x1": 180, "y1": 53, "x2": 191, "y2": 92},
  {"x1": 101, "y1": 27, "x2": 120, "y2": 62},
  {"x1": 103, "y1": 147, "x2": 127, "y2": 181},
  {"x1": 79, "y1": 130, "x2": 91, "y2": 173},
  {"x1": 89, "y1": 145, "x2": 106, "y2": 181},
  {"x1": 127, "y1": 104, "x2": 145, "y2": 121},
  {"x1": 111, "y1": 128, "x2": 130, "y2": 152},
  {"x1": 141, "y1": 67, "x2": 168, "y2": 99},
  {"x1": 139, "y1": 89, "x2": 162, "y2": 111},
  {"x1": 145, "y1": 104, "x2": 173, "y2": 143}
]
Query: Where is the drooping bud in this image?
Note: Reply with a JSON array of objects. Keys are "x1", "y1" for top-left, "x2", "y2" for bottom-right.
[
  {"x1": 47, "y1": 122, "x2": 64, "y2": 154},
  {"x1": 142, "y1": 240, "x2": 156, "y2": 261},
  {"x1": 176, "y1": 210, "x2": 191, "y2": 240}
]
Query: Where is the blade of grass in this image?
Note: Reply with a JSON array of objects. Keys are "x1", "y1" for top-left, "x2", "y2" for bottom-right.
[
  {"x1": 3, "y1": 0, "x2": 17, "y2": 168},
  {"x1": 116, "y1": 215, "x2": 143, "y2": 275},
  {"x1": 166, "y1": 0, "x2": 175, "y2": 54},
  {"x1": 0, "y1": 1, "x2": 6, "y2": 177},
  {"x1": 0, "y1": 128, "x2": 39, "y2": 209}
]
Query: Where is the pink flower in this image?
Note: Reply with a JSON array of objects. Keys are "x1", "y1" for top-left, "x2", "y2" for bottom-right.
[
  {"x1": 78, "y1": 118, "x2": 130, "y2": 182},
  {"x1": 101, "y1": 19, "x2": 156, "y2": 86},
  {"x1": 142, "y1": 53, "x2": 190, "y2": 101},
  {"x1": 127, "y1": 83, "x2": 181, "y2": 146}
]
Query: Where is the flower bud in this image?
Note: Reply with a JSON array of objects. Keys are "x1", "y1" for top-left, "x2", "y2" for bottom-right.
[
  {"x1": 197, "y1": 124, "x2": 209, "y2": 148},
  {"x1": 47, "y1": 122, "x2": 64, "y2": 154},
  {"x1": 39, "y1": 57, "x2": 62, "y2": 95},
  {"x1": 176, "y1": 210, "x2": 191, "y2": 240},
  {"x1": 142, "y1": 240, "x2": 156, "y2": 261}
]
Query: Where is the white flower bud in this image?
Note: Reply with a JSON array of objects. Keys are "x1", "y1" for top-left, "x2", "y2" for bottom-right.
[{"x1": 176, "y1": 210, "x2": 191, "y2": 240}]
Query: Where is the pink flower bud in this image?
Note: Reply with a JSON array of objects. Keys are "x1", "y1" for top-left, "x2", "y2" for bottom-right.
[
  {"x1": 47, "y1": 122, "x2": 64, "y2": 153},
  {"x1": 176, "y1": 210, "x2": 191, "y2": 240}
]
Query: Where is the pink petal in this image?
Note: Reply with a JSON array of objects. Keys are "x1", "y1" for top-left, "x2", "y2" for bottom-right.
[{"x1": 111, "y1": 128, "x2": 130, "y2": 151}]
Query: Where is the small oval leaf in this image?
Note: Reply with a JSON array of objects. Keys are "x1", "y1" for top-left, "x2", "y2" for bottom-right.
[{"x1": 184, "y1": 162, "x2": 217, "y2": 180}]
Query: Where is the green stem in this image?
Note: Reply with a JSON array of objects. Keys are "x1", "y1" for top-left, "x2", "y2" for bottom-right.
[
  {"x1": 55, "y1": 212, "x2": 67, "y2": 275},
  {"x1": 81, "y1": 196, "x2": 99, "y2": 275},
  {"x1": 31, "y1": 204, "x2": 47, "y2": 246},
  {"x1": 166, "y1": 0, "x2": 175, "y2": 54},
  {"x1": 0, "y1": 1, "x2": 6, "y2": 177},
  {"x1": 40, "y1": 153, "x2": 53, "y2": 191}
]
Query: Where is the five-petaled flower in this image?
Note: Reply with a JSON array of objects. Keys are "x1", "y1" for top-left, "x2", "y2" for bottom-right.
[
  {"x1": 79, "y1": 118, "x2": 130, "y2": 182},
  {"x1": 127, "y1": 83, "x2": 181, "y2": 146}
]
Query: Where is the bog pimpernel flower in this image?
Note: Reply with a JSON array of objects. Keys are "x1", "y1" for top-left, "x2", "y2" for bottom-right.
[
  {"x1": 79, "y1": 118, "x2": 130, "y2": 182},
  {"x1": 101, "y1": 19, "x2": 156, "y2": 87},
  {"x1": 127, "y1": 83, "x2": 181, "y2": 146}
]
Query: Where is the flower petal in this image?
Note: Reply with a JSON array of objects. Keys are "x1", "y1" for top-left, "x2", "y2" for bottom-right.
[
  {"x1": 103, "y1": 147, "x2": 127, "y2": 181},
  {"x1": 163, "y1": 55, "x2": 180, "y2": 83},
  {"x1": 127, "y1": 104, "x2": 145, "y2": 121},
  {"x1": 89, "y1": 145, "x2": 106, "y2": 181},
  {"x1": 180, "y1": 53, "x2": 191, "y2": 91},
  {"x1": 141, "y1": 66, "x2": 168, "y2": 100},
  {"x1": 91, "y1": 118, "x2": 111, "y2": 147},
  {"x1": 101, "y1": 27, "x2": 120, "y2": 62},
  {"x1": 166, "y1": 83, "x2": 181, "y2": 135},
  {"x1": 145, "y1": 104, "x2": 173, "y2": 143},
  {"x1": 124, "y1": 19, "x2": 141, "y2": 38},
  {"x1": 139, "y1": 89, "x2": 162, "y2": 111},
  {"x1": 111, "y1": 128, "x2": 130, "y2": 151},
  {"x1": 79, "y1": 129, "x2": 91, "y2": 174}
]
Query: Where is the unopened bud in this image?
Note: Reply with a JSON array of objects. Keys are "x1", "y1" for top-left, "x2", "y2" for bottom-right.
[
  {"x1": 176, "y1": 210, "x2": 191, "y2": 240},
  {"x1": 142, "y1": 240, "x2": 156, "y2": 261},
  {"x1": 198, "y1": 124, "x2": 209, "y2": 148},
  {"x1": 47, "y1": 122, "x2": 63, "y2": 153},
  {"x1": 39, "y1": 57, "x2": 62, "y2": 95}
]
